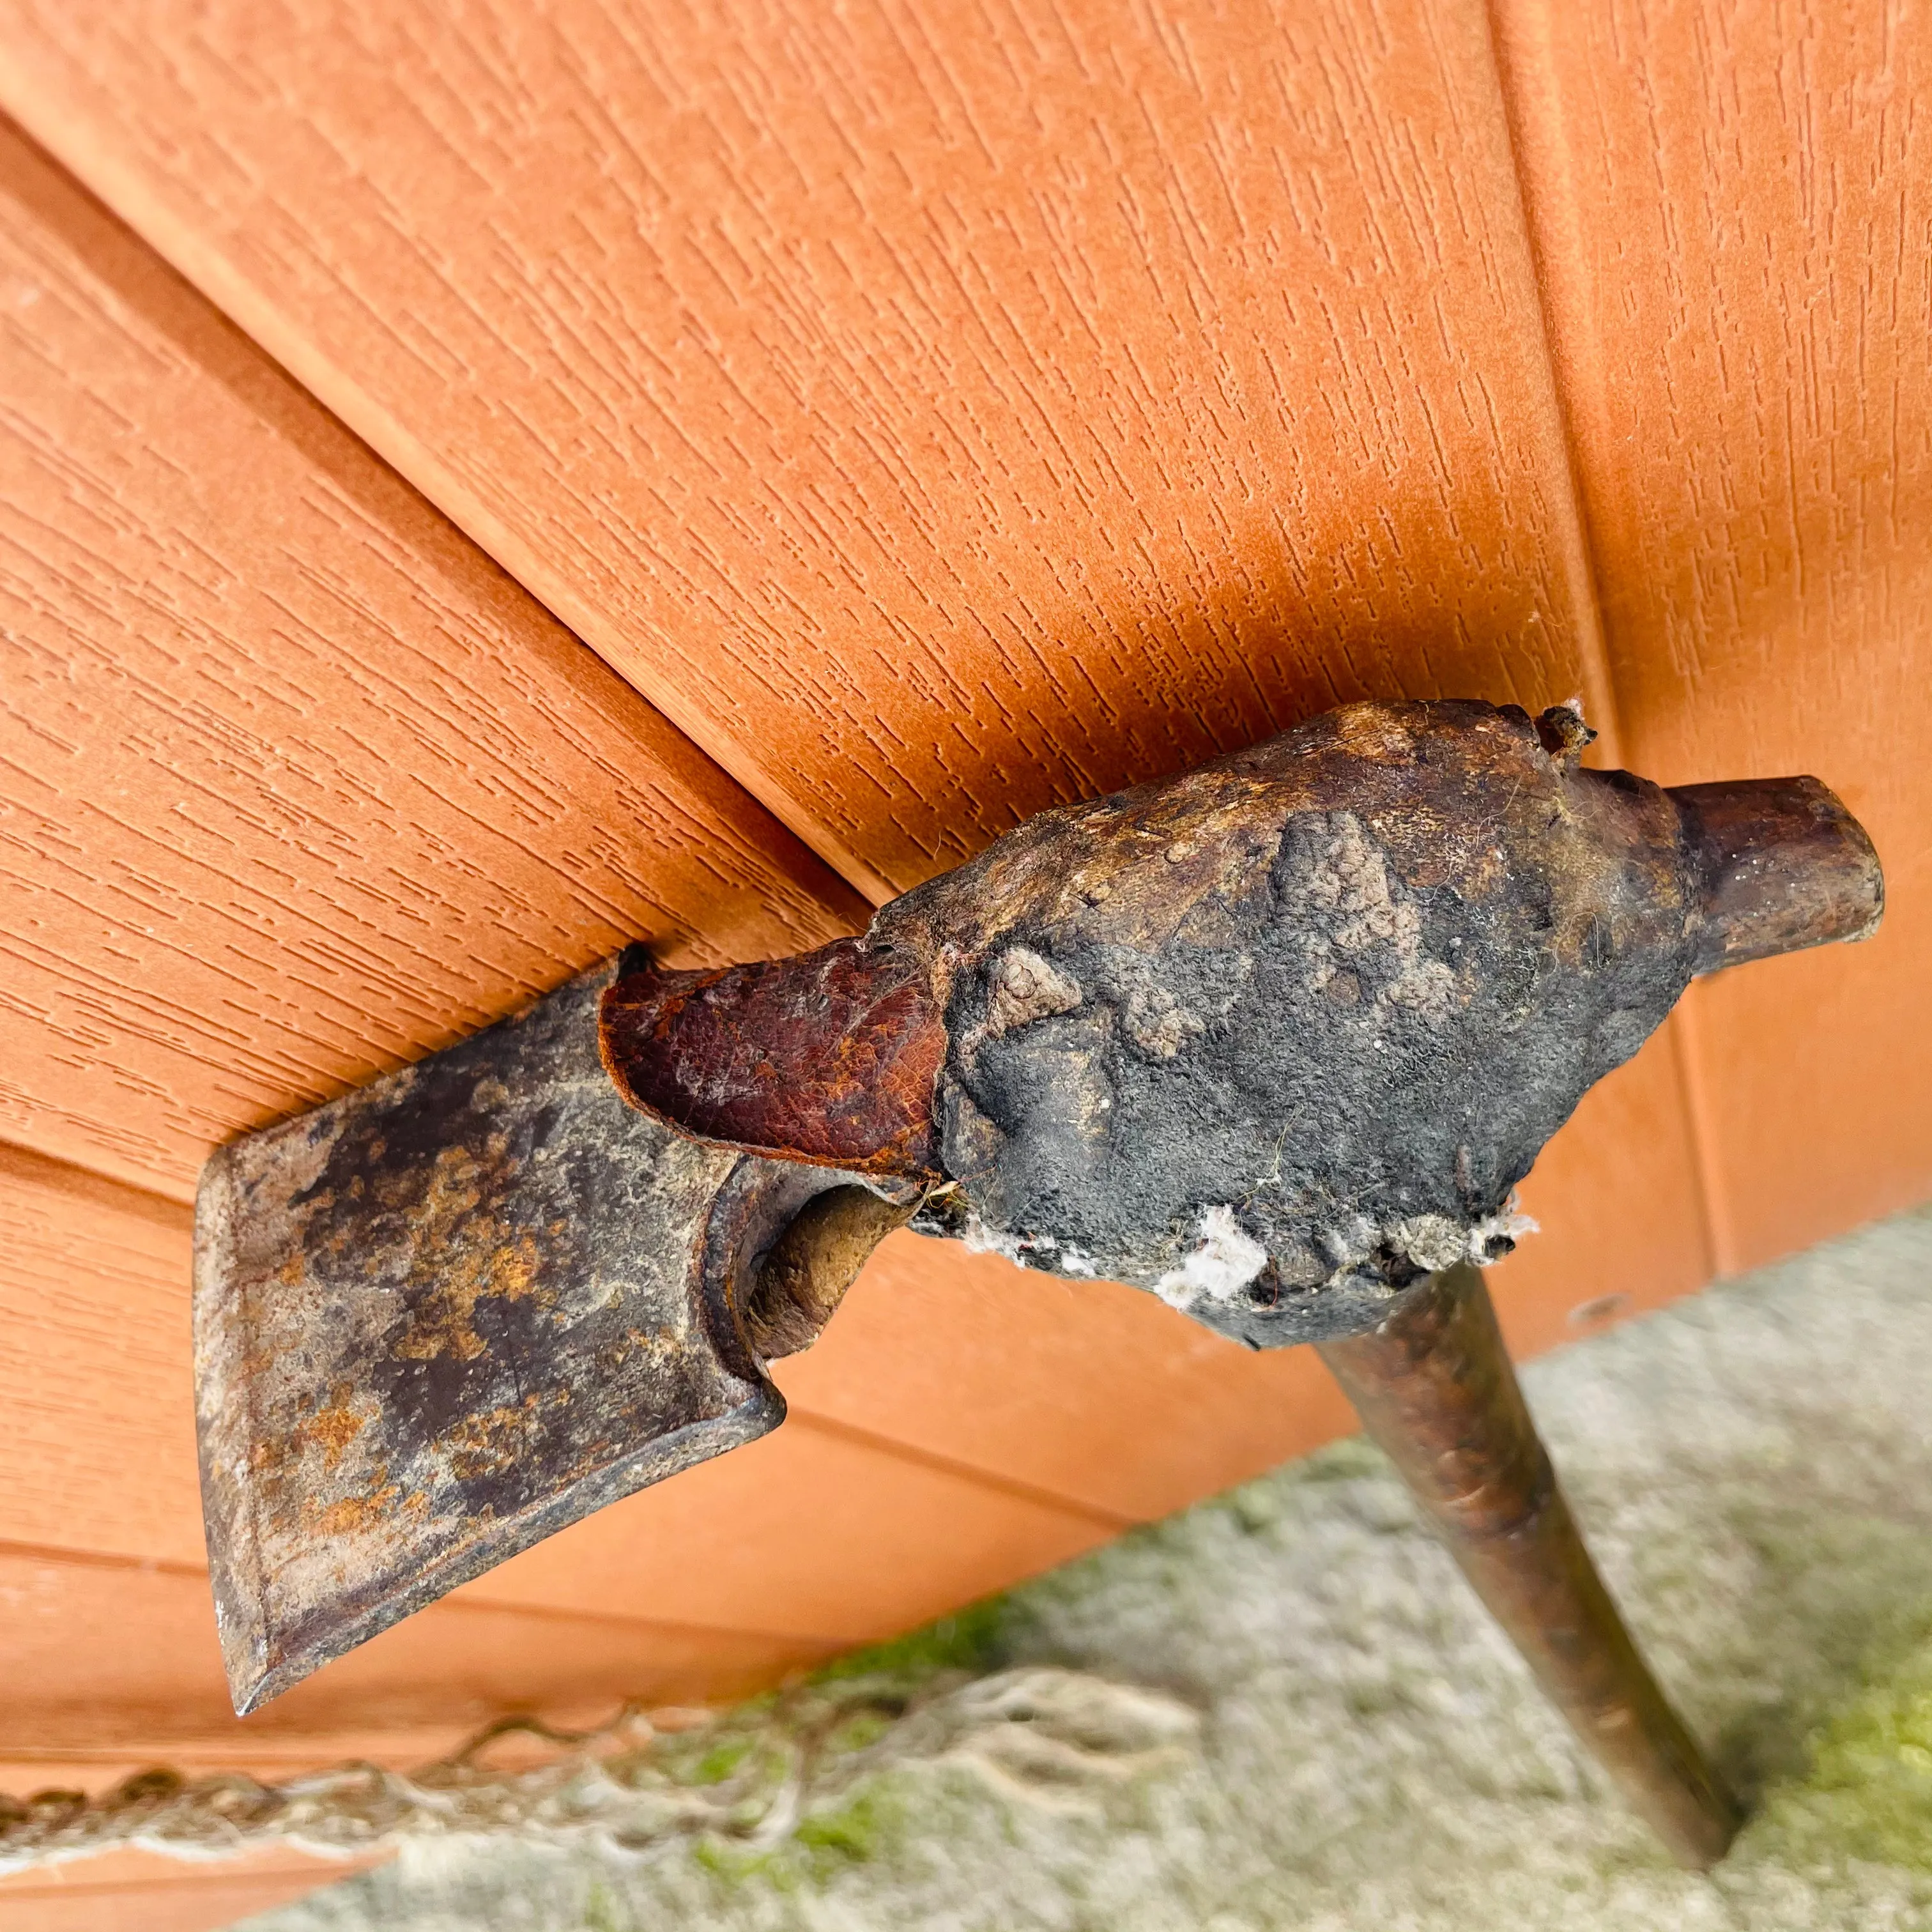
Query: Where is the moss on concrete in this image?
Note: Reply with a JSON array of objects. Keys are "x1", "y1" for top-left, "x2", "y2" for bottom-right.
[
  {"x1": 809, "y1": 1595, "x2": 1015, "y2": 1687},
  {"x1": 1752, "y1": 1621, "x2": 1932, "y2": 1871}
]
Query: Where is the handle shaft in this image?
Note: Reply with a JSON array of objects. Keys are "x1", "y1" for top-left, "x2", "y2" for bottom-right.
[{"x1": 1317, "y1": 1263, "x2": 1739, "y2": 1868}]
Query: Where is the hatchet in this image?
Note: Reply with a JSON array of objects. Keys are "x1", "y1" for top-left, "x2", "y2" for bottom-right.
[{"x1": 195, "y1": 698, "x2": 1882, "y2": 1866}]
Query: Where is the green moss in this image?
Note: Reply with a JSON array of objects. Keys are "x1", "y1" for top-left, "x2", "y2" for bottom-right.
[
  {"x1": 663, "y1": 1593, "x2": 1009, "y2": 1901},
  {"x1": 824, "y1": 1710, "x2": 893, "y2": 1754},
  {"x1": 691, "y1": 1783, "x2": 907, "y2": 1897},
  {"x1": 1222, "y1": 1480, "x2": 1280, "y2": 1535},
  {"x1": 689, "y1": 1737, "x2": 755, "y2": 1786},
  {"x1": 1753, "y1": 1622, "x2": 1932, "y2": 1870},
  {"x1": 811, "y1": 1594, "x2": 1012, "y2": 1686},
  {"x1": 581, "y1": 1879, "x2": 629, "y2": 1931},
  {"x1": 691, "y1": 1838, "x2": 780, "y2": 1889},
  {"x1": 792, "y1": 1784, "x2": 905, "y2": 1875}
]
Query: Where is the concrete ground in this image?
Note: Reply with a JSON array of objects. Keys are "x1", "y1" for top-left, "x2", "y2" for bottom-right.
[{"x1": 247, "y1": 1201, "x2": 1932, "y2": 1931}]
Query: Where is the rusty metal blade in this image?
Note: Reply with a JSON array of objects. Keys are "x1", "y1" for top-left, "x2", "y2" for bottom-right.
[{"x1": 193, "y1": 965, "x2": 783, "y2": 1716}]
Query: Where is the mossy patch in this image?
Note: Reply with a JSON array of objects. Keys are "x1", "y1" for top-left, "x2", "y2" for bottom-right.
[
  {"x1": 824, "y1": 1709, "x2": 893, "y2": 1754},
  {"x1": 811, "y1": 1593, "x2": 1013, "y2": 1686},
  {"x1": 693, "y1": 1781, "x2": 909, "y2": 1896},
  {"x1": 689, "y1": 1737, "x2": 755, "y2": 1786},
  {"x1": 581, "y1": 1878, "x2": 631, "y2": 1931},
  {"x1": 649, "y1": 1721, "x2": 787, "y2": 1795},
  {"x1": 791, "y1": 1784, "x2": 907, "y2": 1878},
  {"x1": 1752, "y1": 1621, "x2": 1932, "y2": 1871},
  {"x1": 691, "y1": 1836, "x2": 781, "y2": 1890}
]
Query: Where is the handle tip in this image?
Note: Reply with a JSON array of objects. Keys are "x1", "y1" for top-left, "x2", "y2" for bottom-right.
[{"x1": 1670, "y1": 776, "x2": 1883, "y2": 974}]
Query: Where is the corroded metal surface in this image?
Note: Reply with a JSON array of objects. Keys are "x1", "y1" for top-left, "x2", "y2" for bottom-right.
[
  {"x1": 1319, "y1": 1262, "x2": 1742, "y2": 1869},
  {"x1": 194, "y1": 967, "x2": 795, "y2": 1716},
  {"x1": 606, "y1": 700, "x2": 1882, "y2": 1349},
  {"x1": 601, "y1": 937, "x2": 947, "y2": 1178}
]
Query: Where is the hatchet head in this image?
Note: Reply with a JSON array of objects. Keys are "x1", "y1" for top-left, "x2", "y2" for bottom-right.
[
  {"x1": 195, "y1": 699, "x2": 1882, "y2": 1713},
  {"x1": 194, "y1": 967, "x2": 916, "y2": 1713}
]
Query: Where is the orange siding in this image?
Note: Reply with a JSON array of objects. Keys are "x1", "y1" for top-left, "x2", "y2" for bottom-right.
[
  {"x1": 0, "y1": 1144, "x2": 201, "y2": 1563},
  {"x1": 0, "y1": 1551, "x2": 830, "y2": 1772},
  {"x1": 0, "y1": 0, "x2": 1626, "y2": 898},
  {"x1": 776, "y1": 1230, "x2": 1360, "y2": 1523},
  {"x1": 0, "y1": 114, "x2": 863, "y2": 1199},
  {"x1": 1492, "y1": 0, "x2": 1932, "y2": 1271},
  {"x1": 0, "y1": 1851, "x2": 385, "y2": 1932}
]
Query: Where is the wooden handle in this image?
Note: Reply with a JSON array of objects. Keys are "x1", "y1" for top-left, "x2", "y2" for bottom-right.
[{"x1": 1317, "y1": 1262, "x2": 1740, "y2": 1868}]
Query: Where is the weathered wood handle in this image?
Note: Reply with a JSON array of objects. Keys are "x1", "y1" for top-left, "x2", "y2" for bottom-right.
[{"x1": 1318, "y1": 1262, "x2": 1740, "y2": 1868}]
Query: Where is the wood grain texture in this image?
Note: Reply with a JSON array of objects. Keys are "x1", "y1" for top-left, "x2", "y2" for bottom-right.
[
  {"x1": 0, "y1": 0, "x2": 1621, "y2": 901},
  {"x1": 1492, "y1": 0, "x2": 1932, "y2": 1269},
  {"x1": 0, "y1": 114, "x2": 864, "y2": 1200}
]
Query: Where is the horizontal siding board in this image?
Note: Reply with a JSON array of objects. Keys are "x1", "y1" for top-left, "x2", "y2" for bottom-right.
[
  {"x1": 775, "y1": 1236, "x2": 1358, "y2": 1526},
  {"x1": 0, "y1": 1145, "x2": 201, "y2": 1564},
  {"x1": 0, "y1": 1552, "x2": 834, "y2": 1760},
  {"x1": 0, "y1": 1850, "x2": 379, "y2": 1932},
  {"x1": 0, "y1": 0, "x2": 1623, "y2": 898},
  {"x1": 0, "y1": 114, "x2": 864, "y2": 1199},
  {"x1": 464, "y1": 1419, "x2": 1115, "y2": 1639},
  {"x1": 1493, "y1": 0, "x2": 1932, "y2": 1268},
  {"x1": 0, "y1": 0, "x2": 1719, "y2": 1361}
]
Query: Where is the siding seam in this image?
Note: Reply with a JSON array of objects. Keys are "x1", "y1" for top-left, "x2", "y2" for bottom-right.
[
  {"x1": 0, "y1": 1135, "x2": 194, "y2": 1225},
  {"x1": 1475, "y1": 0, "x2": 1727, "y2": 1285},
  {"x1": 786, "y1": 1409, "x2": 1136, "y2": 1531},
  {"x1": 0, "y1": 1535, "x2": 849, "y2": 1653}
]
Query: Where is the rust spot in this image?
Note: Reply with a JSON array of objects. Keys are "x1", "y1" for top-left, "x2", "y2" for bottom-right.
[
  {"x1": 388, "y1": 1147, "x2": 543, "y2": 1363},
  {"x1": 306, "y1": 1483, "x2": 401, "y2": 1537},
  {"x1": 438, "y1": 1394, "x2": 571, "y2": 1483},
  {"x1": 300, "y1": 1389, "x2": 368, "y2": 1473},
  {"x1": 601, "y1": 936, "x2": 946, "y2": 1179}
]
